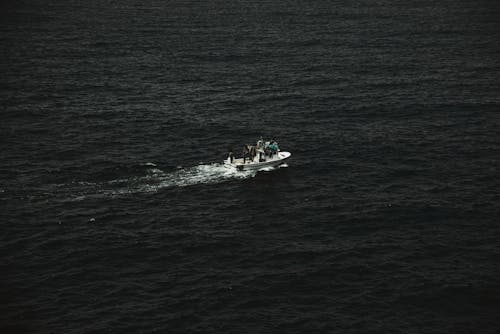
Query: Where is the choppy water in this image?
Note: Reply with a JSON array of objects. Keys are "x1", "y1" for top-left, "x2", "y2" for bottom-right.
[{"x1": 1, "y1": 0, "x2": 500, "y2": 332}]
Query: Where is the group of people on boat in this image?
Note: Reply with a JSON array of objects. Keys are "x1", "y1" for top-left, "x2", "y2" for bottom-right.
[{"x1": 236, "y1": 137, "x2": 279, "y2": 164}]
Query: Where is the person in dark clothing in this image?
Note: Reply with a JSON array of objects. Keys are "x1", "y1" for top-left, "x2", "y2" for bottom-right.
[
  {"x1": 248, "y1": 145, "x2": 256, "y2": 162},
  {"x1": 243, "y1": 145, "x2": 249, "y2": 163}
]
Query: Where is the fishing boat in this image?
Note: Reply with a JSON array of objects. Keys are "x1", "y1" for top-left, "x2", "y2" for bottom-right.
[{"x1": 224, "y1": 139, "x2": 291, "y2": 171}]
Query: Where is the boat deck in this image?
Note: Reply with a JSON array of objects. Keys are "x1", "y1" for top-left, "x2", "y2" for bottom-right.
[{"x1": 228, "y1": 152, "x2": 291, "y2": 167}]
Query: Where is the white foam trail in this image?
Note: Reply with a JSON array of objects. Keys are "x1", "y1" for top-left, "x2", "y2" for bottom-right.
[
  {"x1": 139, "y1": 163, "x2": 256, "y2": 191},
  {"x1": 93, "y1": 163, "x2": 257, "y2": 197},
  {"x1": 56, "y1": 163, "x2": 261, "y2": 201},
  {"x1": 259, "y1": 166, "x2": 276, "y2": 172}
]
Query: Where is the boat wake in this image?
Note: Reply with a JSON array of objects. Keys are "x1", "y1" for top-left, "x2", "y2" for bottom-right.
[
  {"x1": 51, "y1": 162, "x2": 264, "y2": 202},
  {"x1": 132, "y1": 163, "x2": 257, "y2": 192}
]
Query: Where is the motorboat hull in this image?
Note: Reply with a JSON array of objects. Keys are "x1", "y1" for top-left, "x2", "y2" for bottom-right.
[{"x1": 225, "y1": 151, "x2": 291, "y2": 171}]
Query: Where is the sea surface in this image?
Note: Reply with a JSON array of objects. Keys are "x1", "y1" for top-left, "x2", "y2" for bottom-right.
[{"x1": 1, "y1": 0, "x2": 500, "y2": 332}]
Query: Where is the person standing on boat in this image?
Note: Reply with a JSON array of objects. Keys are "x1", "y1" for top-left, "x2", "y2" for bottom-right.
[
  {"x1": 269, "y1": 140, "x2": 279, "y2": 157},
  {"x1": 243, "y1": 145, "x2": 248, "y2": 163},
  {"x1": 249, "y1": 145, "x2": 256, "y2": 162},
  {"x1": 257, "y1": 137, "x2": 264, "y2": 150},
  {"x1": 243, "y1": 144, "x2": 255, "y2": 163}
]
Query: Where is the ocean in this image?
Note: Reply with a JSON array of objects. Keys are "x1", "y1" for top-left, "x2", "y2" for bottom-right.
[{"x1": 1, "y1": 0, "x2": 500, "y2": 332}]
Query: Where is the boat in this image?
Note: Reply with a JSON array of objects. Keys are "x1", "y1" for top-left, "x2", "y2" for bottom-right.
[{"x1": 224, "y1": 139, "x2": 291, "y2": 171}]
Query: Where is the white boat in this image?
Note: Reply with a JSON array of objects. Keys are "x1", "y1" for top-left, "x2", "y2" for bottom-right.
[{"x1": 224, "y1": 140, "x2": 291, "y2": 171}]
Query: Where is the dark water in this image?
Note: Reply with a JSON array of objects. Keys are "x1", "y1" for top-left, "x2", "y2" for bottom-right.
[{"x1": 2, "y1": 0, "x2": 500, "y2": 332}]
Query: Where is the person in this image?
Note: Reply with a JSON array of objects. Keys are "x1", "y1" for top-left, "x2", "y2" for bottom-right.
[
  {"x1": 257, "y1": 137, "x2": 264, "y2": 149},
  {"x1": 249, "y1": 145, "x2": 256, "y2": 162},
  {"x1": 228, "y1": 148, "x2": 234, "y2": 163},
  {"x1": 273, "y1": 140, "x2": 279, "y2": 152},
  {"x1": 264, "y1": 140, "x2": 270, "y2": 157},
  {"x1": 269, "y1": 140, "x2": 279, "y2": 157},
  {"x1": 242, "y1": 145, "x2": 249, "y2": 163}
]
